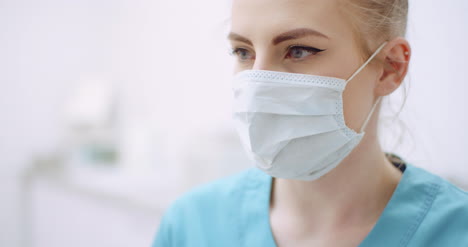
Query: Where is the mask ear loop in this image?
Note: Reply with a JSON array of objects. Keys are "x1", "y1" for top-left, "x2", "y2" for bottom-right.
[
  {"x1": 359, "y1": 96, "x2": 382, "y2": 133},
  {"x1": 343, "y1": 41, "x2": 388, "y2": 134},
  {"x1": 345, "y1": 42, "x2": 388, "y2": 84}
]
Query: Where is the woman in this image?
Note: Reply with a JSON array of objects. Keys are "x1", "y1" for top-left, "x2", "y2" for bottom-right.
[{"x1": 153, "y1": 0, "x2": 468, "y2": 246}]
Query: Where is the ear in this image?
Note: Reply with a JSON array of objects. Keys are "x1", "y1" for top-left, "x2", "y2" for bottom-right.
[{"x1": 375, "y1": 37, "x2": 411, "y2": 96}]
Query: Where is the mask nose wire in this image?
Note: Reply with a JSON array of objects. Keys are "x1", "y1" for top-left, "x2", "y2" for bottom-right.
[{"x1": 342, "y1": 41, "x2": 388, "y2": 133}]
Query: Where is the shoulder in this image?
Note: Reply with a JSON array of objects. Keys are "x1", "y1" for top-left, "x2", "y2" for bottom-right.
[
  {"x1": 169, "y1": 167, "x2": 259, "y2": 214},
  {"x1": 409, "y1": 164, "x2": 468, "y2": 213},
  {"x1": 412, "y1": 165, "x2": 468, "y2": 208},
  {"x1": 152, "y1": 167, "x2": 264, "y2": 247},
  {"x1": 431, "y1": 169, "x2": 468, "y2": 219},
  {"x1": 408, "y1": 165, "x2": 468, "y2": 245}
]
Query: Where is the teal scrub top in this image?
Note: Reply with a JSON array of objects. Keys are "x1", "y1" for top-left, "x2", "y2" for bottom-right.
[{"x1": 152, "y1": 163, "x2": 468, "y2": 246}]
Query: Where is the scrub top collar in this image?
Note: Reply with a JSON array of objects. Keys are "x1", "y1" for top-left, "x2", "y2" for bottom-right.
[{"x1": 238, "y1": 163, "x2": 442, "y2": 247}]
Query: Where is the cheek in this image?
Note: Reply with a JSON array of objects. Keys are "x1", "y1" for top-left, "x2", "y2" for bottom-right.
[
  {"x1": 232, "y1": 60, "x2": 254, "y2": 74},
  {"x1": 341, "y1": 72, "x2": 376, "y2": 132}
]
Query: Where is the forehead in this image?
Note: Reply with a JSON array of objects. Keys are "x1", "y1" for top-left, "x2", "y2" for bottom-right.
[{"x1": 230, "y1": 0, "x2": 350, "y2": 41}]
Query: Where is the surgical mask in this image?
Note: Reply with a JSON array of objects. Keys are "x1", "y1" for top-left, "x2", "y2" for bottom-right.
[{"x1": 231, "y1": 42, "x2": 387, "y2": 181}]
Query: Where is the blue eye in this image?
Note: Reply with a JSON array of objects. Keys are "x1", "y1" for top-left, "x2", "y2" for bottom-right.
[
  {"x1": 285, "y1": 46, "x2": 325, "y2": 60},
  {"x1": 229, "y1": 45, "x2": 325, "y2": 62},
  {"x1": 230, "y1": 48, "x2": 254, "y2": 62}
]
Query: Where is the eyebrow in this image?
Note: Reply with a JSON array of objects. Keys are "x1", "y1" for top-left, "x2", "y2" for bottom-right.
[{"x1": 227, "y1": 28, "x2": 329, "y2": 46}]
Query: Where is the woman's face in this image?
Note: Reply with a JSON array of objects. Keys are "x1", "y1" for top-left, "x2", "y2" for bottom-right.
[{"x1": 228, "y1": 0, "x2": 384, "y2": 133}]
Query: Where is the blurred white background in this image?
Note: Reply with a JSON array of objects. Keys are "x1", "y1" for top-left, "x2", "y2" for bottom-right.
[{"x1": 0, "y1": 0, "x2": 467, "y2": 246}]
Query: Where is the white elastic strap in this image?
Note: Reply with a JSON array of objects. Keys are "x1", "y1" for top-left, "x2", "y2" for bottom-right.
[
  {"x1": 346, "y1": 42, "x2": 388, "y2": 83},
  {"x1": 360, "y1": 96, "x2": 382, "y2": 133}
]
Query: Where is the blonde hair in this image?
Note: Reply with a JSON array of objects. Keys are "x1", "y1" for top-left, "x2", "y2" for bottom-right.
[{"x1": 341, "y1": 0, "x2": 409, "y2": 60}]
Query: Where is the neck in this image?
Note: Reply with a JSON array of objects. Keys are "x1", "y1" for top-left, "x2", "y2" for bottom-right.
[{"x1": 270, "y1": 125, "x2": 403, "y2": 230}]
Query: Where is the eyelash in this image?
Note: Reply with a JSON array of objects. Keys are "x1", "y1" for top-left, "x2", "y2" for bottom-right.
[
  {"x1": 285, "y1": 45, "x2": 326, "y2": 58},
  {"x1": 229, "y1": 47, "x2": 250, "y2": 58},
  {"x1": 229, "y1": 45, "x2": 326, "y2": 61}
]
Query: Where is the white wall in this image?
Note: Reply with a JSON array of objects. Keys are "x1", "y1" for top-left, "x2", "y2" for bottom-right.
[
  {"x1": 0, "y1": 1, "x2": 467, "y2": 246},
  {"x1": 382, "y1": 0, "x2": 468, "y2": 181}
]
